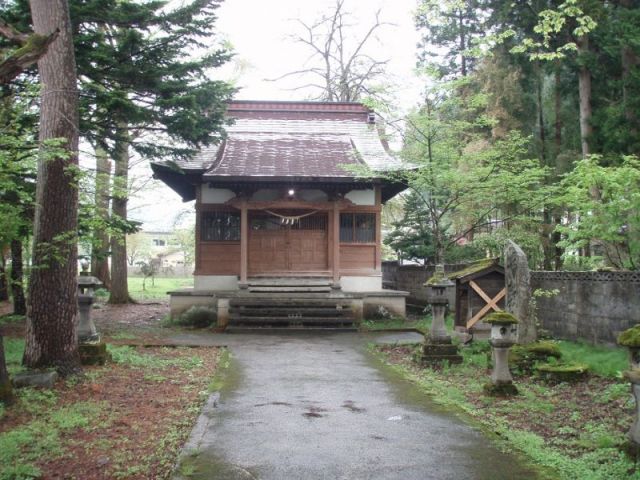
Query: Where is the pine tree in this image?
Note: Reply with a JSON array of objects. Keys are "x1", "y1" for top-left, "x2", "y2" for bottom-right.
[
  {"x1": 24, "y1": 0, "x2": 81, "y2": 373},
  {"x1": 70, "y1": 0, "x2": 233, "y2": 303}
]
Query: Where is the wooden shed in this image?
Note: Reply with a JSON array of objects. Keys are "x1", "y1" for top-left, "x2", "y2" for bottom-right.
[{"x1": 450, "y1": 259, "x2": 505, "y2": 333}]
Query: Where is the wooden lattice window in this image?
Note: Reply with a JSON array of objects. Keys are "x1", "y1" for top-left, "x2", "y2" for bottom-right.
[
  {"x1": 201, "y1": 211, "x2": 240, "y2": 241},
  {"x1": 340, "y1": 213, "x2": 376, "y2": 243}
]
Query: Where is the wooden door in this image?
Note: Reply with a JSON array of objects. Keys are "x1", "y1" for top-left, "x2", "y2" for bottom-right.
[{"x1": 248, "y1": 211, "x2": 328, "y2": 274}]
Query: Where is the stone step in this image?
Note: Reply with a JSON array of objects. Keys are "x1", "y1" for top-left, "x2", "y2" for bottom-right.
[
  {"x1": 232, "y1": 292, "x2": 353, "y2": 299},
  {"x1": 247, "y1": 286, "x2": 333, "y2": 293},
  {"x1": 229, "y1": 298, "x2": 354, "y2": 307},
  {"x1": 247, "y1": 277, "x2": 332, "y2": 287},
  {"x1": 225, "y1": 326, "x2": 358, "y2": 333},
  {"x1": 229, "y1": 316, "x2": 354, "y2": 324},
  {"x1": 229, "y1": 307, "x2": 353, "y2": 317}
]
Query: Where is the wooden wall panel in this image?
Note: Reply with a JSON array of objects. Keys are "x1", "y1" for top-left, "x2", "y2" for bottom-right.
[
  {"x1": 339, "y1": 244, "x2": 376, "y2": 272},
  {"x1": 197, "y1": 243, "x2": 241, "y2": 275}
]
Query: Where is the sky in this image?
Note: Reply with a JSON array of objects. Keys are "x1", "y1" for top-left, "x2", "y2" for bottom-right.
[{"x1": 130, "y1": 0, "x2": 423, "y2": 231}]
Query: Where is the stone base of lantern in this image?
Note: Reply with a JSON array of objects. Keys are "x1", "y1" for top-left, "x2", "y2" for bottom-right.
[
  {"x1": 624, "y1": 371, "x2": 640, "y2": 447},
  {"x1": 483, "y1": 381, "x2": 518, "y2": 397},
  {"x1": 79, "y1": 339, "x2": 111, "y2": 366},
  {"x1": 420, "y1": 341, "x2": 463, "y2": 366}
]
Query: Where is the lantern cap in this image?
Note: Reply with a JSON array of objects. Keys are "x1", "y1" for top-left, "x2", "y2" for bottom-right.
[
  {"x1": 485, "y1": 312, "x2": 519, "y2": 325},
  {"x1": 424, "y1": 265, "x2": 453, "y2": 287},
  {"x1": 618, "y1": 325, "x2": 640, "y2": 347}
]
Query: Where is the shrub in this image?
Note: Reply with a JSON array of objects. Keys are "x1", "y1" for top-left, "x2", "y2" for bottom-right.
[{"x1": 174, "y1": 306, "x2": 217, "y2": 328}]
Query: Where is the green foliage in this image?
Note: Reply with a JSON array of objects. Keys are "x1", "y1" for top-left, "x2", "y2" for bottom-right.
[
  {"x1": 69, "y1": 0, "x2": 235, "y2": 159},
  {"x1": 107, "y1": 345, "x2": 203, "y2": 370},
  {"x1": 556, "y1": 156, "x2": 640, "y2": 270},
  {"x1": 127, "y1": 276, "x2": 193, "y2": 301},
  {"x1": 173, "y1": 306, "x2": 217, "y2": 328},
  {"x1": 392, "y1": 89, "x2": 551, "y2": 264},
  {"x1": 0, "y1": 314, "x2": 24, "y2": 326},
  {"x1": 360, "y1": 317, "x2": 432, "y2": 332},
  {"x1": 557, "y1": 341, "x2": 628, "y2": 378},
  {"x1": 0, "y1": 398, "x2": 105, "y2": 480},
  {"x1": 3, "y1": 337, "x2": 25, "y2": 375},
  {"x1": 415, "y1": 0, "x2": 485, "y2": 78},
  {"x1": 413, "y1": 0, "x2": 640, "y2": 270},
  {"x1": 460, "y1": 340, "x2": 491, "y2": 368},
  {"x1": 375, "y1": 345, "x2": 640, "y2": 480}
]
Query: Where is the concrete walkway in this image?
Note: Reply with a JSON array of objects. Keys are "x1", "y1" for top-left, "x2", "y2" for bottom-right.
[{"x1": 173, "y1": 333, "x2": 539, "y2": 480}]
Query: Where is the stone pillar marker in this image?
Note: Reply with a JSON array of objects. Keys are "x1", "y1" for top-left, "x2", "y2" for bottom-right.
[
  {"x1": 421, "y1": 265, "x2": 462, "y2": 365},
  {"x1": 504, "y1": 240, "x2": 536, "y2": 344},
  {"x1": 484, "y1": 311, "x2": 519, "y2": 396}
]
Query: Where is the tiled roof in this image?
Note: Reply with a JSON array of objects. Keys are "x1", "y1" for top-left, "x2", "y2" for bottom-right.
[{"x1": 172, "y1": 101, "x2": 402, "y2": 179}]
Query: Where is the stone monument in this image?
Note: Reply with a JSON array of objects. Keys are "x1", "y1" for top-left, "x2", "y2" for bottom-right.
[{"x1": 504, "y1": 240, "x2": 536, "y2": 344}]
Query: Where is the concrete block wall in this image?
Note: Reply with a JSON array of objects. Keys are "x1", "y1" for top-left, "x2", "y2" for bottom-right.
[
  {"x1": 531, "y1": 271, "x2": 640, "y2": 346},
  {"x1": 383, "y1": 262, "x2": 640, "y2": 345},
  {"x1": 382, "y1": 261, "x2": 466, "y2": 309}
]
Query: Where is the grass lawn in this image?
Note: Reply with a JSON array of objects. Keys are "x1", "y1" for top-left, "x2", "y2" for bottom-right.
[
  {"x1": 360, "y1": 314, "x2": 453, "y2": 333},
  {"x1": 375, "y1": 340, "x2": 637, "y2": 480},
  {"x1": 1, "y1": 338, "x2": 222, "y2": 480},
  {"x1": 125, "y1": 277, "x2": 193, "y2": 301}
]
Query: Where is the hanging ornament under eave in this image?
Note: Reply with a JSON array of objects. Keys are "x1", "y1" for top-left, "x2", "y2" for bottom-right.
[{"x1": 267, "y1": 209, "x2": 318, "y2": 226}]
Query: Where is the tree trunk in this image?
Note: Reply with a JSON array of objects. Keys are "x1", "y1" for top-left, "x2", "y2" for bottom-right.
[
  {"x1": 0, "y1": 334, "x2": 13, "y2": 404},
  {"x1": 536, "y1": 62, "x2": 546, "y2": 164},
  {"x1": 576, "y1": 35, "x2": 592, "y2": 158},
  {"x1": 458, "y1": 10, "x2": 467, "y2": 77},
  {"x1": 23, "y1": 0, "x2": 80, "y2": 373},
  {"x1": 0, "y1": 251, "x2": 7, "y2": 302},
  {"x1": 10, "y1": 239, "x2": 26, "y2": 315},
  {"x1": 91, "y1": 145, "x2": 111, "y2": 289},
  {"x1": 554, "y1": 63, "x2": 562, "y2": 158},
  {"x1": 620, "y1": 0, "x2": 639, "y2": 145},
  {"x1": 108, "y1": 121, "x2": 132, "y2": 304},
  {"x1": 552, "y1": 64, "x2": 565, "y2": 270}
]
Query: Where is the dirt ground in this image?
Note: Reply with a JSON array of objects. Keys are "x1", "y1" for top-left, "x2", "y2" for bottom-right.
[
  {"x1": 0, "y1": 299, "x2": 173, "y2": 344},
  {"x1": 1, "y1": 301, "x2": 222, "y2": 480}
]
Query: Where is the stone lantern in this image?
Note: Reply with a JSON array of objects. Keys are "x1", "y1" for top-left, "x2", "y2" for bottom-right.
[
  {"x1": 78, "y1": 259, "x2": 102, "y2": 342},
  {"x1": 420, "y1": 265, "x2": 462, "y2": 365},
  {"x1": 618, "y1": 325, "x2": 640, "y2": 447},
  {"x1": 77, "y1": 259, "x2": 109, "y2": 365},
  {"x1": 618, "y1": 325, "x2": 640, "y2": 369},
  {"x1": 484, "y1": 311, "x2": 519, "y2": 396}
]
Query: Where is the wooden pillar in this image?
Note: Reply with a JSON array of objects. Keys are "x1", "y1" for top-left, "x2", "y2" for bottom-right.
[
  {"x1": 240, "y1": 200, "x2": 248, "y2": 286},
  {"x1": 375, "y1": 187, "x2": 382, "y2": 271},
  {"x1": 194, "y1": 185, "x2": 201, "y2": 275},
  {"x1": 332, "y1": 201, "x2": 340, "y2": 286}
]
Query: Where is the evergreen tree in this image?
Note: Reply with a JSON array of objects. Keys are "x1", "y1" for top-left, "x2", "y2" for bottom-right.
[
  {"x1": 1, "y1": 0, "x2": 234, "y2": 301},
  {"x1": 415, "y1": 0, "x2": 486, "y2": 78},
  {"x1": 24, "y1": 0, "x2": 81, "y2": 373}
]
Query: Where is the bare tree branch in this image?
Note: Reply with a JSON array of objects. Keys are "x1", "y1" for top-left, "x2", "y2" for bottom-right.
[{"x1": 269, "y1": 0, "x2": 391, "y2": 102}]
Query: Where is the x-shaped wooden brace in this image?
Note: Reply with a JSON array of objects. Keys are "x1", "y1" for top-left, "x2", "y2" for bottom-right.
[{"x1": 466, "y1": 280, "x2": 506, "y2": 329}]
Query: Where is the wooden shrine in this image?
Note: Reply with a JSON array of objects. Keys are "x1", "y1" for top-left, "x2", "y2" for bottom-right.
[{"x1": 451, "y1": 259, "x2": 505, "y2": 332}]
